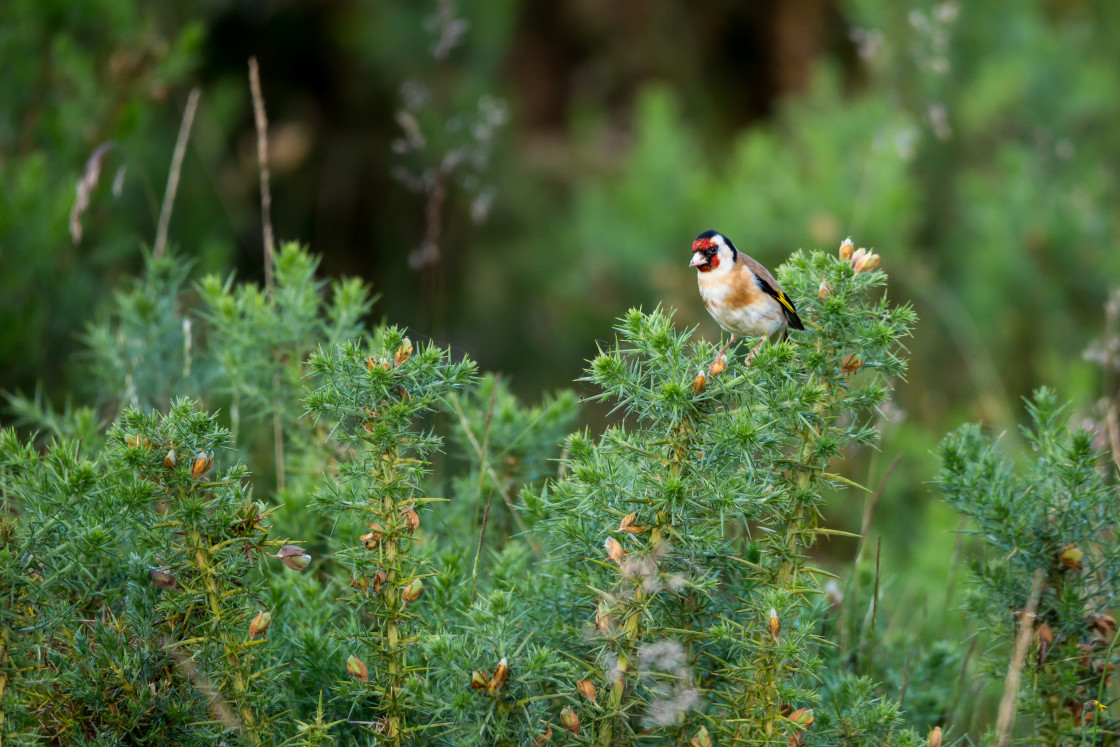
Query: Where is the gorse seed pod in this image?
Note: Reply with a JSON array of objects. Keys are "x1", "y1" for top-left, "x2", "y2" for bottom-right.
[
  {"x1": 402, "y1": 578, "x2": 423, "y2": 604},
  {"x1": 560, "y1": 707, "x2": 580, "y2": 735},
  {"x1": 604, "y1": 537, "x2": 625, "y2": 564},
  {"x1": 1090, "y1": 612, "x2": 1117, "y2": 641},
  {"x1": 789, "y1": 708, "x2": 814, "y2": 726},
  {"x1": 841, "y1": 354, "x2": 863, "y2": 373},
  {"x1": 347, "y1": 654, "x2": 369, "y2": 683},
  {"x1": 394, "y1": 339, "x2": 413, "y2": 367},
  {"x1": 856, "y1": 252, "x2": 880, "y2": 273},
  {"x1": 769, "y1": 608, "x2": 780, "y2": 642},
  {"x1": 489, "y1": 657, "x2": 509, "y2": 693},
  {"x1": 164, "y1": 449, "x2": 178, "y2": 468},
  {"x1": 577, "y1": 679, "x2": 596, "y2": 701},
  {"x1": 596, "y1": 601, "x2": 611, "y2": 632},
  {"x1": 532, "y1": 726, "x2": 553, "y2": 746},
  {"x1": 928, "y1": 725, "x2": 942, "y2": 747},
  {"x1": 690, "y1": 726, "x2": 712, "y2": 747},
  {"x1": 692, "y1": 372, "x2": 707, "y2": 395},
  {"x1": 618, "y1": 512, "x2": 643, "y2": 534},
  {"x1": 839, "y1": 237, "x2": 854, "y2": 260},
  {"x1": 249, "y1": 610, "x2": 271, "y2": 638},
  {"x1": 401, "y1": 507, "x2": 420, "y2": 533},
  {"x1": 470, "y1": 670, "x2": 490, "y2": 690},
  {"x1": 149, "y1": 568, "x2": 179, "y2": 590},
  {"x1": 125, "y1": 433, "x2": 152, "y2": 449},
  {"x1": 190, "y1": 451, "x2": 214, "y2": 479},
  {"x1": 274, "y1": 545, "x2": 312, "y2": 571},
  {"x1": 361, "y1": 523, "x2": 385, "y2": 549},
  {"x1": 818, "y1": 278, "x2": 831, "y2": 299},
  {"x1": 709, "y1": 354, "x2": 727, "y2": 376}
]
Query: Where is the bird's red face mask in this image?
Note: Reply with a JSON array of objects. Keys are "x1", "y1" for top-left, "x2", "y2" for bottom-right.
[{"x1": 690, "y1": 237, "x2": 719, "y2": 272}]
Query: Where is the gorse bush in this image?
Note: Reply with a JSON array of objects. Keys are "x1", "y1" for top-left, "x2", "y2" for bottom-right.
[
  {"x1": 938, "y1": 389, "x2": 1120, "y2": 744},
  {"x1": 1, "y1": 240, "x2": 1118, "y2": 746}
]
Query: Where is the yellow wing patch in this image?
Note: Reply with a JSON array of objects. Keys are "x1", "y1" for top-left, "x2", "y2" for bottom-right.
[{"x1": 775, "y1": 292, "x2": 795, "y2": 313}]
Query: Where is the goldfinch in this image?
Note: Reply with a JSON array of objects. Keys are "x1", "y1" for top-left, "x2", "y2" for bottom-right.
[{"x1": 690, "y1": 229, "x2": 803, "y2": 371}]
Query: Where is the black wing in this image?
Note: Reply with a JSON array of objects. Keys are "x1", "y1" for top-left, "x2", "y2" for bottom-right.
[{"x1": 754, "y1": 275, "x2": 804, "y2": 331}]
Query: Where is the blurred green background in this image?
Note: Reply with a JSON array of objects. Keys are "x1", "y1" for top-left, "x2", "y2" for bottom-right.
[{"x1": 2, "y1": 0, "x2": 1118, "y2": 582}]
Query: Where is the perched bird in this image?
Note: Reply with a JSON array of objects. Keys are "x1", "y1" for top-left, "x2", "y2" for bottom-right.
[{"x1": 690, "y1": 229, "x2": 803, "y2": 372}]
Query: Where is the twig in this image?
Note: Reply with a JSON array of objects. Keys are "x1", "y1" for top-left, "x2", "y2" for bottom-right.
[
  {"x1": 941, "y1": 516, "x2": 968, "y2": 634},
  {"x1": 995, "y1": 569, "x2": 1045, "y2": 747},
  {"x1": 1105, "y1": 402, "x2": 1120, "y2": 476},
  {"x1": 866, "y1": 537, "x2": 881, "y2": 675},
  {"x1": 471, "y1": 488, "x2": 495, "y2": 602},
  {"x1": 166, "y1": 640, "x2": 242, "y2": 734},
  {"x1": 154, "y1": 88, "x2": 200, "y2": 258},
  {"x1": 248, "y1": 57, "x2": 275, "y2": 290},
  {"x1": 470, "y1": 379, "x2": 500, "y2": 601},
  {"x1": 448, "y1": 394, "x2": 538, "y2": 554},
  {"x1": 856, "y1": 454, "x2": 901, "y2": 562},
  {"x1": 947, "y1": 636, "x2": 977, "y2": 726},
  {"x1": 248, "y1": 58, "x2": 285, "y2": 490}
]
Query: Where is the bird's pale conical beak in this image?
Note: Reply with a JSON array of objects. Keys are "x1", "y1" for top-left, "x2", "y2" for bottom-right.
[{"x1": 689, "y1": 252, "x2": 707, "y2": 268}]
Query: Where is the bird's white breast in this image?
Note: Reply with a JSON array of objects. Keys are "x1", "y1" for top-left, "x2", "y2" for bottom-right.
[{"x1": 698, "y1": 274, "x2": 785, "y2": 339}]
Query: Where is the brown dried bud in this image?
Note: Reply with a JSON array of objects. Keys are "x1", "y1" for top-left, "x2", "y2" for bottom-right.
[
  {"x1": 351, "y1": 575, "x2": 369, "y2": 592},
  {"x1": 769, "y1": 608, "x2": 781, "y2": 642},
  {"x1": 275, "y1": 545, "x2": 312, "y2": 571},
  {"x1": 249, "y1": 610, "x2": 272, "y2": 638},
  {"x1": 841, "y1": 354, "x2": 863, "y2": 373},
  {"x1": 928, "y1": 725, "x2": 942, "y2": 747},
  {"x1": 489, "y1": 657, "x2": 509, "y2": 693},
  {"x1": 394, "y1": 340, "x2": 413, "y2": 367},
  {"x1": 149, "y1": 568, "x2": 179, "y2": 590},
  {"x1": 690, "y1": 726, "x2": 712, "y2": 747},
  {"x1": 398, "y1": 386, "x2": 411, "y2": 402},
  {"x1": 560, "y1": 707, "x2": 580, "y2": 735},
  {"x1": 577, "y1": 679, "x2": 597, "y2": 701},
  {"x1": 1090, "y1": 612, "x2": 1118, "y2": 641},
  {"x1": 788, "y1": 708, "x2": 814, "y2": 727},
  {"x1": 347, "y1": 654, "x2": 369, "y2": 683},
  {"x1": 596, "y1": 601, "x2": 611, "y2": 632},
  {"x1": 401, "y1": 507, "x2": 420, "y2": 533},
  {"x1": 709, "y1": 354, "x2": 727, "y2": 376},
  {"x1": 849, "y1": 247, "x2": 867, "y2": 269},
  {"x1": 839, "y1": 237, "x2": 854, "y2": 260},
  {"x1": 618, "y1": 512, "x2": 644, "y2": 534},
  {"x1": 532, "y1": 726, "x2": 553, "y2": 746},
  {"x1": 361, "y1": 524, "x2": 385, "y2": 549},
  {"x1": 604, "y1": 537, "x2": 625, "y2": 565},
  {"x1": 818, "y1": 278, "x2": 831, "y2": 299},
  {"x1": 402, "y1": 578, "x2": 423, "y2": 604},
  {"x1": 371, "y1": 569, "x2": 387, "y2": 594},
  {"x1": 470, "y1": 670, "x2": 490, "y2": 690},
  {"x1": 692, "y1": 373, "x2": 707, "y2": 395},
  {"x1": 125, "y1": 433, "x2": 152, "y2": 449},
  {"x1": 856, "y1": 252, "x2": 880, "y2": 273},
  {"x1": 190, "y1": 451, "x2": 214, "y2": 479},
  {"x1": 1059, "y1": 544, "x2": 1084, "y2": 569},
  {"x1": 164, "y1": 449, "x2": 178, "y2": 469}
]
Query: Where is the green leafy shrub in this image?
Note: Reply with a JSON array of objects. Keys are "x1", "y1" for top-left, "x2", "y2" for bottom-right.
[{"x1": 938, "y1": 389, "x2": 1120, "y2": 744}]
